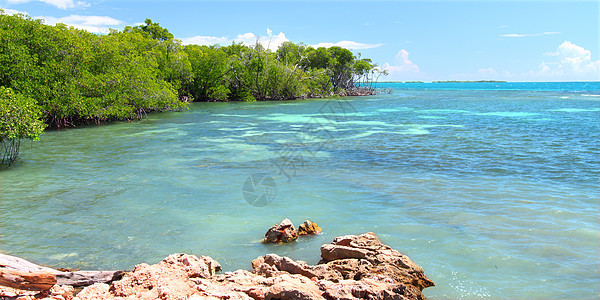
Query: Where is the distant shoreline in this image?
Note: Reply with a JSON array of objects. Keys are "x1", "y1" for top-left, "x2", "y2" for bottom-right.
[
  {"x1": 377, "y1": 80, "x2": 599, "y2": 83},
  {"x1": 379, "y1": 80, "x2": 508, "y2": 83}
]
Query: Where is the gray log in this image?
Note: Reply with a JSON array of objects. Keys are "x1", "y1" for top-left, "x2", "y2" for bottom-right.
[{"x1": 0, "y1": 253, "x2": 123, "y2": 287}]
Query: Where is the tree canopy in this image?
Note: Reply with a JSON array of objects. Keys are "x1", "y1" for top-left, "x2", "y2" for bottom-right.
[{"x1": 0, "y1": 10, "x2": 384, "y2": 164}]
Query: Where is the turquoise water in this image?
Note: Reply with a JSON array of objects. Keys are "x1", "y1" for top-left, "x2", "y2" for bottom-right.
[{"x1": 1, "y1": 82, "x2": 599, "y2": 299}]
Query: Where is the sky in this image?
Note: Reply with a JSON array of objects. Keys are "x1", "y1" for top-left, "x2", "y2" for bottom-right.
[{"x1": 1, "y1": 0, "x2": 599, "y2": 82}]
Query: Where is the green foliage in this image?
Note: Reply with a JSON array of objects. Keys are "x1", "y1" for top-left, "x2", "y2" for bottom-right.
[
  {"x1": 0, "y1": 87, "x2": 46, "y2": 140},
  {"x1": 0, "y1": 11, "x2": 382, "y2": 128},
  {"x1": 0, "y1": 12, "x2": 186, "y2": 128},
  {"x1": 0, "y1": 11, "x2": 382, "y2": 165},
  {"x1": 124, "y1": 18, "x2": 174, "y2": 42},
  {"x1": 276, "y1": 41, "x2": 308, "y2": 66},
  {"x1": 184, "y1": 45, "x2": 230, "y2": 101}
]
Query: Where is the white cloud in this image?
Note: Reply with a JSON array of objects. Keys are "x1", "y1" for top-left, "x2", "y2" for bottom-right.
[
  {"x1": 535, "y1": 41, "x2": 600, "y2": 79},
  {"x1": 38, "y1": 15, "x2": 124, "y2": 34},
  {"x1": 1, "y1": 7, "x2": 28, "y2": 15},
  {"x1": 180, "y1": 28, "x2": 288, "y2": 51},
  {"x1": 180, "y1": 35, "x2": 229, "y2": 46},
  {"x1": 381, "y1": 49, "x2": 421, "y2": 80},
  {"x1": 310, "y1": 41, "x2": 383, "y2": 50},
  {"x1": 499, "y1": 32, "x2": 560, "y2": 38},
  {"x1": 7, "y1": 0, "x2": 89, "y2": 9}
]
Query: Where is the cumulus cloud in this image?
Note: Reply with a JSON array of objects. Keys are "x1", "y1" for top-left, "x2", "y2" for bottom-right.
[
  {"x1": 536, "y1": 41, "x2": 600, "y2": 79},
  {"x1": 38, "y1": 15, "x2": 124, "y2": 34},
  {"x1": 381, "y1": 49, "x2": 421, "y2": 78},
  {"x1": 180, "y1": 28, "x2": 288, "y2": 51},
  {"x1": 499, "y1": 31, "x2": 560, "y2": 38},
  {"x1": 7, "y1": 0, "x2": 89, "y2": 9},
  {"x1": 310, "y1": 41, "x2": 383, "y2": 50}
]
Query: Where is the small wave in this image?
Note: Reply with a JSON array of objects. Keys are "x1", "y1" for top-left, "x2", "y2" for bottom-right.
[
  {"x1": 549, "y1": 108, "x2": 600, "y2": 112},
  {"x1": 473, "y1": 112, "x2": 541, "y2": 117},
  {"x1": 581, "y1": 94, "x2": 600, "y2": 97}
]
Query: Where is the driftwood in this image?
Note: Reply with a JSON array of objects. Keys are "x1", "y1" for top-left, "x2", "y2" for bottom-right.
[
  {"x1": 0, "y1": 253, "x2": 123, "y2": 290},
  {"x1": 56, "y1": 270, "x2": 123, "y2": 287},
  {"x1": 0, "y1": 269, "x2": 56, "y2": 291}
]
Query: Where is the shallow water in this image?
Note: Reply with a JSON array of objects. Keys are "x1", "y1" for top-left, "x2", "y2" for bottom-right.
[{"x1": 1, "y1": 82, "x2": 599, "y2": 299}]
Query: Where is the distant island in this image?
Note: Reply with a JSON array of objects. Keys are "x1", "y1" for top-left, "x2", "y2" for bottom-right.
[
  {"x1": 433, "y1": 80, "x2": 507, "y2": 83},
  {"x1": 378, "y1": 80, "x2": 507, "y2": 83}
]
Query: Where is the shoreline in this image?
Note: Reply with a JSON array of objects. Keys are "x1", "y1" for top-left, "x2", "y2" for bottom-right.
[
  {"x1": 0, "y1": 232, "x2": 434, "y2": 300},
  {"x1": 34, "y1": 88, "x2": 379, "y2": 133}
]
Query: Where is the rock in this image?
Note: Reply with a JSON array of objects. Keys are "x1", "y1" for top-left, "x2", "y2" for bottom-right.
[
  {"x1": 319, "y1": 232, "x2": 435, "y2": 292},
  {"x1": 254, "y1": 254, "x2": 318, "y2": 279},
  {"x1": 264, "y1": 274, "x2": 324, "y2": 300},
  {"x1": 297, "y1": 220, "x2": 321, "y2": 236},
  {"x1": 250, "y1": 233, "x2": 433, "y2": 299},
  {"x1": 0, "y1": 283, "x2": 74, "y2": 300},
  {"x1": 161, "y1": 254, "x2": 221, "y2": 278},
  {"x1": 74, "y1": 283, "x2": 110, "y2": 300},
  {"x1": 75, "y1": 254, "x2": 219, "y2": 300},
  {"x1": 48, "y1": 284, "x2": 75, "y2": 300},
  {"x1": 72, "y1": 232, "x2": 433, "y2": 300},
  {"x1": 318, "y1": 277, "x2": 409, "y2": 300},
  {"x1": 320, "y1": 243, "x2": 369, "y2": 261},
  {"x1": 263, "y1": 218, "x2": 298, "y2": 243}
]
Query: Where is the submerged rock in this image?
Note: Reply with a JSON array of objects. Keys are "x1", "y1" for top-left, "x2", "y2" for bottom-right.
[
  {"x1": 68, "y1": 232, "x2": 433, "y2": 299},
  {"x1": 263, "y1": 218, "x2": 298, "y2": 243},
  {"x1": 297, "y1": 220, "x2": 322, "y2": 236}
]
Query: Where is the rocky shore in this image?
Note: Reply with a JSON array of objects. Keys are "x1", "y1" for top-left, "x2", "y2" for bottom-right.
[{"x1": 1, "y1": 232, "x2": 434, "y2": 300}]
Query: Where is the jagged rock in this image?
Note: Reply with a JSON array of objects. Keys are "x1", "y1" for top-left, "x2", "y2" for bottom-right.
[
  {"x1": 49, "y1": 284, "x2": 75, "y2": 300},
  {"x1": 0, "y1": 283, "x2": 74, "y2": 300},
  {"x1": 320, "y1": 243, "x2": 369, "y2": 261},
  {"x1": 320, "y1": 232, "x2": 435, "y2": 292},
  {"x1": 297, "y1": 220, "x2": 322, "y2": 236},
  {"x1": 252, "y1": 254, "x2": 318, "y2": 279},
  {"x1": 264, "y1": 274, "x2": 324, "y2": 300},
  {"x1": 263, "y1": 218, "x2": 298, "y2": 243},
  {"x1": 161, "y1": 253, "x2": 221, "y2": 278},
  {"x1": 252, "y1": 232, "x2": 434, "y2": 299},
  {"x1": 72, "y1": 232, "x2": 433, "y2": 300},
  {"x1": 74, "y1": 283, "x2": 110, "y2": 300},
  {"x1": 75, "y1": 254, "x2": 220, "y2": 300}
]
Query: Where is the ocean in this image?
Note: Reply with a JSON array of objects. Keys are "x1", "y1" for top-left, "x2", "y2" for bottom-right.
[{"x1": 1, "y1": 81, "x2": 598, "y2": 298}]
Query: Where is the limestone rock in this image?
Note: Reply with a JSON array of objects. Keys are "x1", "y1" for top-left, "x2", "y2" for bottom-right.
[
  {"x1": 74, "y1": 254, "x2": 220, "y2": 300},
  {"x1": 320, "y1": 243, "x2": 369, "y2": 261},
  {"x1": 253, "y1": 232, "x2": 434, "y2": 299},
  {"x1": 72, "y1": 232, "x2": 433, "y2": 300},
  {"x1": 0, "y1": 283, "x2": 74, "y2": 300},
  {"x1": 264, "y1": 274, "x2": 324, "y2": 300},
  {"x1": 297, "y1": 220, "x2": 322, "y2": 236},
  {"x1": 320, "y1": 232, "x2": 435, "y2": 291},
  {"x1": 161, "y1": 253, "x2": 221, "y2": 278},
  {"x1": 263, "y1": 218, "x2": 298, "y2": 243},
  {"x1": 253, "y1": 254, "x2": 318, "y2": 279}
]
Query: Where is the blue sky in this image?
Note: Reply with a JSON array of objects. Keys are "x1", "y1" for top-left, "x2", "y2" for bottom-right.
[{"x1": 1, "y1": 0, "x2": 598, "y2": 82}]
